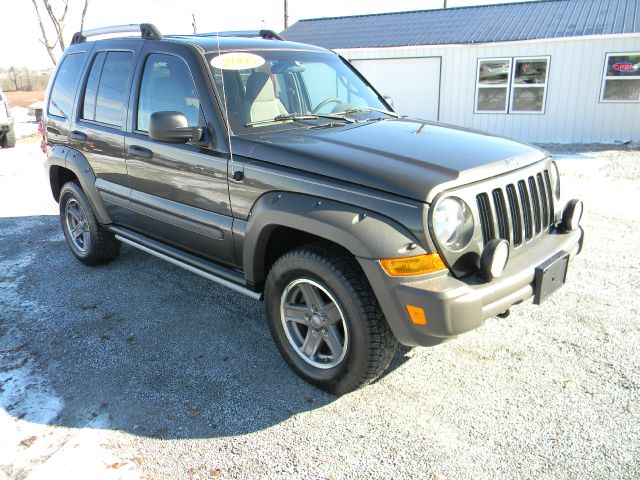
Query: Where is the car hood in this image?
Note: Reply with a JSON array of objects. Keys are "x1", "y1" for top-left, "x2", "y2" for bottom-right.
[{"x1": 234, "y1": 118, "x2": 547, "y2": 203}]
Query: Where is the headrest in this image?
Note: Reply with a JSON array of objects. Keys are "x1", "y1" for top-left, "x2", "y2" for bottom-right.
[{"x1": 245, "y1": 72, "x2": 277, "y2": 103}]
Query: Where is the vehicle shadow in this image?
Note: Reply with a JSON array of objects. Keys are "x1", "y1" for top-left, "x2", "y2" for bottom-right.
[{"x1": 0, "y1": 215, "x2": 412, "y2": 440}]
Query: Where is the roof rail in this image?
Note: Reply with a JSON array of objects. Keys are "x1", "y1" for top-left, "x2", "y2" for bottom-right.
[
  {"x1": 194, "y1": 30, "x2": 285, "y2": 41},
  {"x1": 71, "y1": 23, "x2": 163, "y2": 45}
]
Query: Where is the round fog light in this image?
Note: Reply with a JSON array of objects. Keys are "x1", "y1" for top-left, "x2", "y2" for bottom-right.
[
  {"x1": 480, "y1": 239, "x2": 510, "y2": 280},
  {"x1": 562, "y1": 199, "x2": 583, "y2": 231}
]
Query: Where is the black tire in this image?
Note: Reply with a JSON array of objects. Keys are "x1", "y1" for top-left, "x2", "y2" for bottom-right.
[
  {"x1": 3, "y1": 126, "x2": 16, "y2": 148},
  {"x1": 265, "y1": 243, "x2": 397, "y2": 395},
  {"x1": 59, "y1": 181, "x2": 121, "y2": 266}
]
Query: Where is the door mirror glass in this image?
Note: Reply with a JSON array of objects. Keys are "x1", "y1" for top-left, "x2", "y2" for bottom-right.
[{"x1": 149, "y1": 111, "x2": 203, "y2": 144}]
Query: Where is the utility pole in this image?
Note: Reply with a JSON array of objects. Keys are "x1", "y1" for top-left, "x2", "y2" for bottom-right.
[
  {"x1": 443, "y1": 0, "x2": 447, "y2": 7},
  {"x1": 192, "y1": 13, "x2": 197, "y2": 34},
  {"x1": 284, "y1": 0, "x2": 289, "y2": 29}
]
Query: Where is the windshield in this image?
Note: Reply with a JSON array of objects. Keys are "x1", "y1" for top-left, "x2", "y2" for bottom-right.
[{"x1": 207, "y1": 50, "x2": 390, "y2": 134}]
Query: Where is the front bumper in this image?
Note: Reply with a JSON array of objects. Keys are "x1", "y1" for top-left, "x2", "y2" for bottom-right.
[{"x1": 358, "y1": 227, "x2": 584, "y2": 347}]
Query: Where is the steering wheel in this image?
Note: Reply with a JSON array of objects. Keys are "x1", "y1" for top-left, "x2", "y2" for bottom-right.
[{"x1": 312, "y1": 97, "x2": 342, "y2": 114}]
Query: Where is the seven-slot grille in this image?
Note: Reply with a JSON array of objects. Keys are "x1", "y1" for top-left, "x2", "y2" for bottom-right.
[{"x1": 476, "y1": 169, "x2": 555, "y2": 248}]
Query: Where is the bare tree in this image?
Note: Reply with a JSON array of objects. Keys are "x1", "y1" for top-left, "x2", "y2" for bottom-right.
[
  {"x1": 22, "y1": 68, "x2": 34, "y2": 92},
  {"x1": 8, "y1": 68, "x2": 19, "y2": 91},
  {"x1": 31, "y1": 0, "x2": 91, "y2": 66}
]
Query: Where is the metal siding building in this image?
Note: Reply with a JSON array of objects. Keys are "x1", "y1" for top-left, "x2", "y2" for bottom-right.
[{"x1": 284, "y1": 0, "x2": 640, "y2": 144}]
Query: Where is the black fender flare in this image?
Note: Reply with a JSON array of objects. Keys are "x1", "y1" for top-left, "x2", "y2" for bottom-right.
[
  {"x1": 45, "y1": 146, "x2": 112, "y2": 224},
  {"x1": 242, "y1": 191, "x2": 428, "y2": 284}
]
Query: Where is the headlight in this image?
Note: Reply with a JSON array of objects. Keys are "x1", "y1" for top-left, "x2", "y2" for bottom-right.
[
  {"x1": 432, "y1": 197, "x2": 474, "y2": 250},
  {"x1": 550, "y1": 161, "x2": 560, "y2": 200}
]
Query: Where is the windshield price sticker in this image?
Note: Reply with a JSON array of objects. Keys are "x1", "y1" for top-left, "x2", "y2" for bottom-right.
[{"x1": 211, "y1": 52, "x2": 265, "y2": 70}]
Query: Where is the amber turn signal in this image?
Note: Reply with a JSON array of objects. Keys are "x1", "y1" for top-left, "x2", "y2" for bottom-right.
[
  {"x1": 379, "y1": 253, "x2": 447, "y2": 277},
  {"x1": 406, "y1": 305, "x2": 427, "y2": 325}
]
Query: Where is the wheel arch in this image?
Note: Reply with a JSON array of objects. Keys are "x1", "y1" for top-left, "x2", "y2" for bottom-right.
[
  {"x1": 243, "y1": 191, "x2": 428, "y2": 287},
  {"x1": 45, "y1": 147, "x2": 112, "y2": 224}
]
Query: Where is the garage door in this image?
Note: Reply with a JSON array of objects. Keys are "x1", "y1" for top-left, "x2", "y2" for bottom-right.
[{"x1": 351, "y1": 57, "x2": 441, "y2": 121}]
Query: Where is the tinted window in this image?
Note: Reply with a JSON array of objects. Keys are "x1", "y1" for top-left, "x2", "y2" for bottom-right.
[
  {"x1": 137, "y1": 53, "x2": 202, "y2": 132},
  {"x1": 48, "y1": 52, "x2": 86, "y2": 118},
  {"x1": 92, "y1": 51, "x2": 133, "y2": 128},
  {"x1": 81, "y1": 52, "x2": 106, "y2": 122}
]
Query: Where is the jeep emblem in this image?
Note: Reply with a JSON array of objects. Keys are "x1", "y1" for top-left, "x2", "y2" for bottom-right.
[{"x1": 505, "y1": 157, "x2": 520, "y2": 168}]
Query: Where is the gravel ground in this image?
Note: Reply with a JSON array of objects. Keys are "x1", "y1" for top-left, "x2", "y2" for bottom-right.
[{"x1": 0, "y1": 141, "x2": 638, "y2": 480}]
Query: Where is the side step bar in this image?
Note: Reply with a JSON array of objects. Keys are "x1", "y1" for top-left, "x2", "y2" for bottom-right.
[{"x1": 110, "y1": 226, "x2": 262, "y2": 301}]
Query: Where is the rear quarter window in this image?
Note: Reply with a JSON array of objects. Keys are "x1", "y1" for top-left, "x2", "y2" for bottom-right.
[{"x1": 48, "y1": 52, "x2": 86, "y2": 118}]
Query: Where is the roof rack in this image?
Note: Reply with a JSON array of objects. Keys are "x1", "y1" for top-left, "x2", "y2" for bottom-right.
[
  {"x1": 71, "y1": 23, "x2": 163, "y2": 45},
  {"x1": 193, "y1": 30, "x2": 285, "y2": 41}
]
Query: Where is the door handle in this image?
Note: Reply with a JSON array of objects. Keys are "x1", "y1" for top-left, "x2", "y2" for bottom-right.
[
  {"x1": 127, "y1": 145, "x2": 153, "y2": 159},
  {"x1": 46, "y1": 126, "x2": 61, "y2": 135},
  {"x1": 71, "y1": 130, "x2": 87, "y2": 141}
]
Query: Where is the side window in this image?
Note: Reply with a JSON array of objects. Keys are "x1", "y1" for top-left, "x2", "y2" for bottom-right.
[
  {"x1": 300, "y1": 62, "x2": 368, "y2": 111},
  {"x1": 137, "y1": 53, "x2": 202, "y2": 133},
  {"x1": 48, "y1": 52, "x2": 86, "y2": 118},
  {"x1": 82, "y1": 52, "x2": 106, "y2": 122},
  {"x1": 81, "y1": 51, "x2": 133, "y2": 128}
]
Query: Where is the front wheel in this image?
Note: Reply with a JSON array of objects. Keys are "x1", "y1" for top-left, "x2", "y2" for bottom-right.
[{"x1": 265, "y1": 243, "x2": 397, "y2": 395}]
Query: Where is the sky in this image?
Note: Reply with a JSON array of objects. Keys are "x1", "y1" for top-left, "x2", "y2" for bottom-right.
[{"x1": 0, "y1": 0, "x2": 535, "y2": 69}]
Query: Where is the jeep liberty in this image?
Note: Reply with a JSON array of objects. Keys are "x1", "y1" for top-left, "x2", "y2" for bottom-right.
[{"x1": 43, "y1": 24, "x2": 584, "y2": 394}]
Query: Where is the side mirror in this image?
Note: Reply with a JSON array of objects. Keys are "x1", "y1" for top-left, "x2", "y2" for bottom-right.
[
  {"x1": 149, "y1": 111, "x2": 203, "y2": 144},
  {"x1": 383, "y1": 95, "x2": 395, "y2": 109}
]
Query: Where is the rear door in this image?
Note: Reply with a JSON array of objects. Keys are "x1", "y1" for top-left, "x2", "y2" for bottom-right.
[
  {"x1": 123, "y1": 41, "x2": 235, "y2": 266},
  {"x1": 70, "y1": 41, "x2": 140, "y2": 221}
]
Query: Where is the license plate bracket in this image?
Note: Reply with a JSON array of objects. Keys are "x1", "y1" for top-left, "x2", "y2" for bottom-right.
[{"x1": 533, "y1": 251, "x2": 569, "y2": 305}]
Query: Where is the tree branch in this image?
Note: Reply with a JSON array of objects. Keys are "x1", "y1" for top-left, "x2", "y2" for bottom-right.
[
  {"x1": 31, "y1": 0, "x2": 57, "y2": 66},
  {"x1": 42, "y1": 0, "x2": 66, "y2": 51},
  {"x1": 80, "y1": 0, "x2": 90, "y2": 33}
]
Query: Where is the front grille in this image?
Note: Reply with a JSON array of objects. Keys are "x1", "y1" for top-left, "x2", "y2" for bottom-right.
[{"x1": 477, "y1": 168, "x2": 554, "y2": 248}]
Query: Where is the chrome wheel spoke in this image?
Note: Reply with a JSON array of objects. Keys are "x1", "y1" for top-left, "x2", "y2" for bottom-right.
[
  {"x1": 323, "y1": 327, "x2": 343, "y2": 357},
  {"x1": 283, "y1": 304, "x2": 310, "y2": 324},
  {"x1": 72, "y1": 227, "x2": 84, "y2": 240},
  {"x1": 301, "y1": 331, "x2": 322, "y2": 358},
  {"x1": 67, "y1": 204, "x2": 82, "y2": 222},
  {"x1": 320, "y1": 303, "x2": 341, "y2": 325},
  {"x1": 298, "y1": 282, "x2": 324, "y2": 310}
]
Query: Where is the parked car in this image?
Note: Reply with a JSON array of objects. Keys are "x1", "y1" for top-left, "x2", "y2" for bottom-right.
[
  {"x1": 0, "y1": 88, "x2": 15, "y2": 148},
  {"x1": 43, "y1": 24, "x2": 584, "y2": 394}
]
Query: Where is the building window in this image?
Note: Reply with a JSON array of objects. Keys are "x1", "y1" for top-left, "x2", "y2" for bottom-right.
[
  {"x1": 475, "y1": 56, "x2": 549, "y2": 114},
  {"x1": 600, "y1": 53, "x2": 640, "y2": 103}
]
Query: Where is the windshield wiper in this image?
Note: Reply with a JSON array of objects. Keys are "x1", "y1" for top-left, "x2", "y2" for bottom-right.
[
  {"x1": 246, "y1": 113, "x2": 355, "y2": 127},
  {"x1": 338, "y1": 106, "x2": 399, "y2": 118}
]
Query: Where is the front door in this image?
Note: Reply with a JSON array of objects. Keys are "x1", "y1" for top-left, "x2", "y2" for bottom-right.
[{"x1": 123, "y1": 45, "x2": 235, "y2": 267}]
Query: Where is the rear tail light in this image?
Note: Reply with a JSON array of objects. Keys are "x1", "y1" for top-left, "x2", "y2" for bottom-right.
[{"x1": 39, "y1": 121, "x2": 47, "y2": 154}]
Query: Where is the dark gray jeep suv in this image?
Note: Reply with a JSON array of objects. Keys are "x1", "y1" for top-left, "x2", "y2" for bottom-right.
[{"x1": 43, "y1": 24, "x2": 584, "y2": 394}]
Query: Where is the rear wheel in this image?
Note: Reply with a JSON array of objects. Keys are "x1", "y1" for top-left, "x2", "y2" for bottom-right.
[
  {"x1": 265, "y1": 243, "x2": 397, "y2": 395},
  {"x1": 0, "y1": 126, "x2": 15, "y2": 148},
  {"x1": 59, "y1": 181, "x2": 121, "y2": 265}
]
